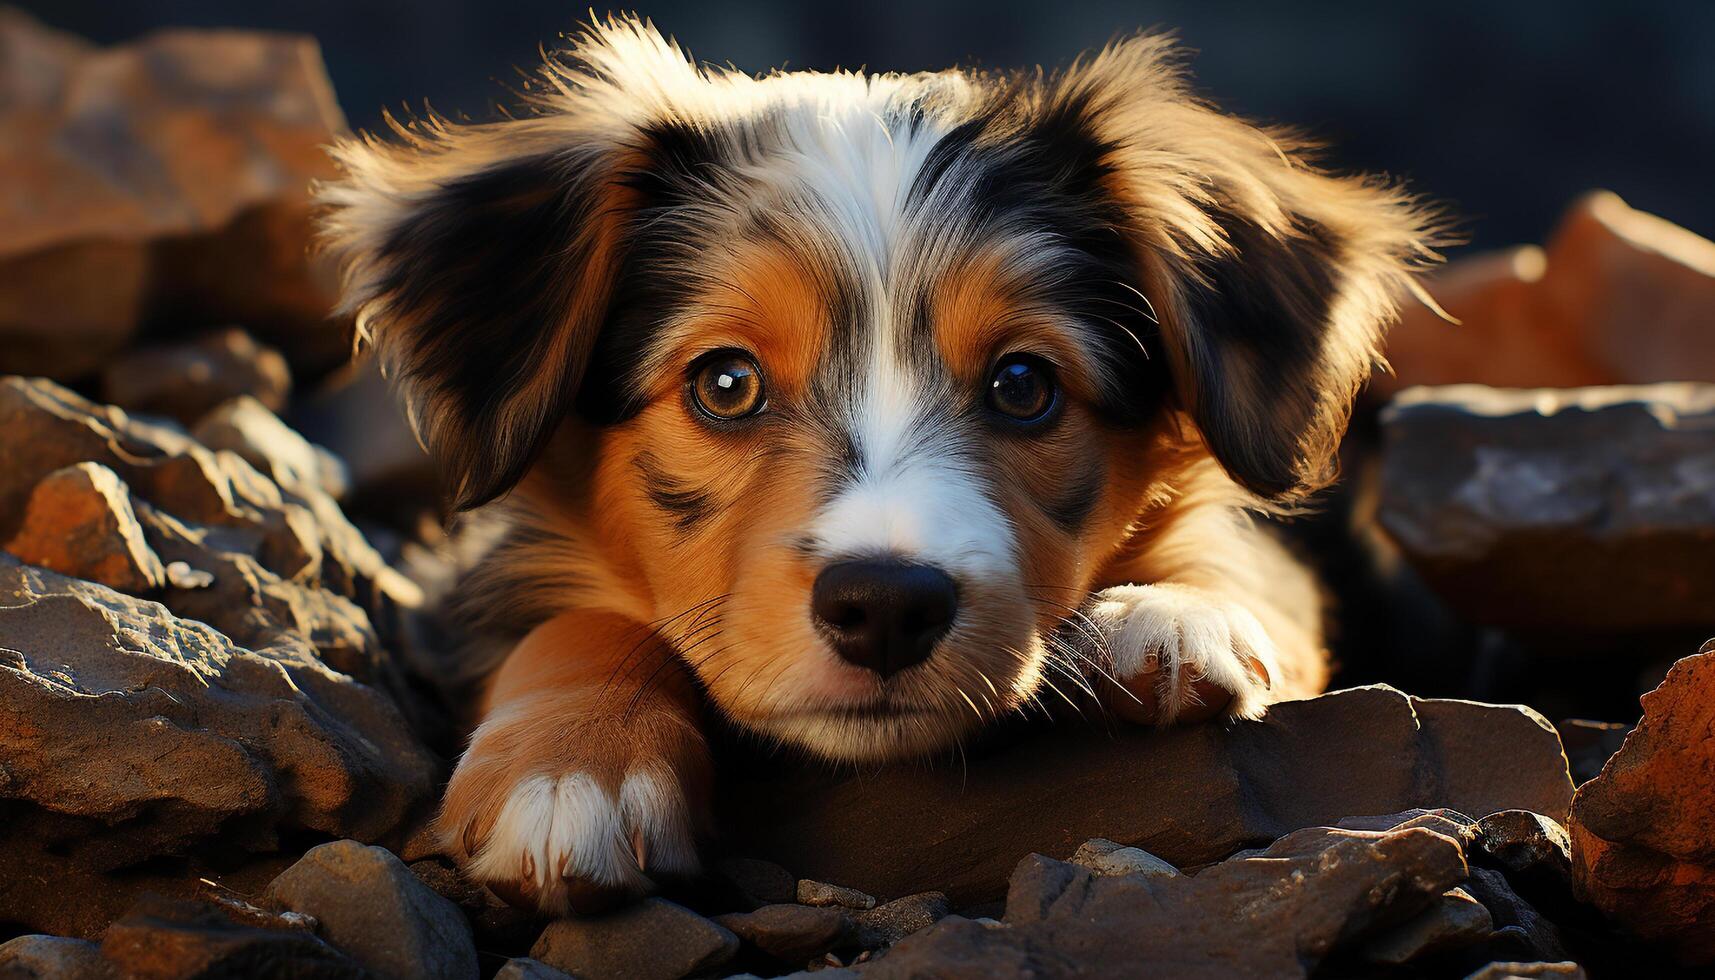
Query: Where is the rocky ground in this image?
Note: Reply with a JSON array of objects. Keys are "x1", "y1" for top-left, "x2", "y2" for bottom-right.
[{"x1": 1, "y1": 10, "x2": 1713, "y2": 980}]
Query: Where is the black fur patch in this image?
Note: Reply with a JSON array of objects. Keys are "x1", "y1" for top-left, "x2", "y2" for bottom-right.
[
  {"x1": 1040, "y1": 458, "x2": 1106, "y2": 535},
  {"x1": 1178, "y1": 210, "x2": 1347, "y2": 498},
  {"x1": 374, "y1": 150, "x2": 608, "y2": 510},
  {"x1": 635, "y1": 452, "x2": 715, "y2": 532}
]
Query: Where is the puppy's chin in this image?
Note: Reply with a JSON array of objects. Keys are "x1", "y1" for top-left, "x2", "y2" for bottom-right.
[
  {"x1": 742, "y1": 706, "x2": 983, "y2": 763},
  {"x1": 716, "y1": 638, "x2": 1049, "y2": 763}
]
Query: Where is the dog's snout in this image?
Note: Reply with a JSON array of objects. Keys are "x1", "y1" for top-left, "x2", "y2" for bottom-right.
[{"x1": 811, "y1": 560, "x2": 958, "y2": 678}]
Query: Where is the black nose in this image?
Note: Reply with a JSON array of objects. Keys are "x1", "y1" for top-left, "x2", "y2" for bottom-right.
[{"x1": 811, "y1": 560, "x2": 958, "y2": 678}]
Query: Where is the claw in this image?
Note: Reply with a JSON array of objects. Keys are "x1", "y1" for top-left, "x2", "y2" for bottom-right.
[
  {"x1": 1245, "y1": 653, "x2": 1273, "y2": 690},
  {"x1": 631, "y1": 827, "x2": 649, "y2": 872}
]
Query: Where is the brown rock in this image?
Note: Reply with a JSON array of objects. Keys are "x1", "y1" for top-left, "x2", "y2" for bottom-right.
[
  {"x1": 1362, "y1": 886, "x2": 1493, "y2": 965},
  {"x1": 0, "y1": 11, "x2": 347, "y2": 381},
  {"x1": 0, "y1": 555, "x2": 438, "y2": 932},
  {"x1": 1379, "y1": 192, "x2": 1715, "y2": 398},
  {"x1": 98, "y1": 895, "x2": 361, "y2": 980},
  {"x1": 715, "y1": 904, "x2": 853, "y2": 963},
  {"x1": 852, "y1": 810, "x2": 1474, "y2": 978},
  {"x1": 1571, "y1": 650, "x2": 1715, "y2": 964},
  {"x1": 193, "y1": 395, "x2": 348, "y2": 500},
  {"x1": 3, "y1": 461, "x2": 166, "y2": 594},
  {"x1": 718, "y1": 686, "x2": 1573, "y2": 906},
  {"x1": 0, "y1": 377, "x2": 420, "y2": 626},
  {"x1": 1378, "y1": 383, "x2": 1715, "y2": 631},
  {"x1": 100, "y1": 329, "x2": 292, "y2": 425},
  {"x1": 530, "y1": 898, "x2": 739, "y2": 980},
  {"x1": 1475, "y1": 811, "x2": 1572, "y2": 890},
  {"x1": 264, "y1": 840, "x2": 477, "y2": 980}
]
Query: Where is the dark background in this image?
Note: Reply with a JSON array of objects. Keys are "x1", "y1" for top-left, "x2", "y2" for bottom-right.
[{"x1": 20, "y1": 0, "x2": 1715, "y2": 254}]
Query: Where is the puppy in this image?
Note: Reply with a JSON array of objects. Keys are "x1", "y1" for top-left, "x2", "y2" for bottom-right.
[{"x1": 318, "y1": 18, "x2": 1440, "y2": 914}]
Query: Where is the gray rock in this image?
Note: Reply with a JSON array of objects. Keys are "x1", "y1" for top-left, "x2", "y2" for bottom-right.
[
  {"x1": 719, "y1": 686, "x2": 1573, "y2": 906},
  {"x1": 493, "y1": 959, "x2": 577, "y2": 980},
  {"x1": 0, "y1": 935, "x2": 112, "y2": 979},
  {"x1": 796, "y1": 880, "x2": 877, "y2": 910},
  {"x1": 1379, "y1": 383, "x2": 1715, "y2": 631},
  {"x1": 851, "y1": 892, "x2": 949, "y2": 948},
  {"x1": 1067, "y1": 838, "x2": 1179, "y2": 879},
  {"x1": 531, "y1": 898, "x2": 738, "y2": 980},
  {"x1": 1362, "y1": 887, "x2": 1494, "y2": 964},
  {"x1": 715, "y1": 904, "x2": 853, "y2": 963},
  {"x1": 264, "y1": 840, "x2": 477, "y2": 980}
]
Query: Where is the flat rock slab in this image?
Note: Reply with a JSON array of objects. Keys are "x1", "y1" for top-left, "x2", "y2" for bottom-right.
[
  {"x1": 718, "y1": 685, "x2": 1572, "y2": 906},
  {"x1": 1379, "y1": 383, "x2": 1715, "y2": 631}
]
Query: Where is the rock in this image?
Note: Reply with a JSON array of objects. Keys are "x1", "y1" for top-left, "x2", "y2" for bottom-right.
[
  {"x1": 1571, "y1": 650, "x2": 1715, "y2": 964},
  {"x1": 718, "y1": 686, "x2": 1573, "y2": 906},
  {"x1": 1379, "y1": 192, "x2": 1715, "y2": 397},
  {"x1": 851, "y1": 810, "x2": 1473, "y2": 978},
  {"x1": 493, "y1": 959, "x2": 577, "y2": 980},
  {"x1": 98, "y1": 895, "x2": 362, "y2": 980},
  {"x1": 1362, "y1": 886, "x2": 1493, "y2": 964},
  {"x1": 797, "y1": 880, "x2": 877, "y2": 910},
  {"x1": 530, "y1": 898, "x2": 739, "y2": 980},
  {"x1": 1475, "y1": 811, "x2": 1572, "y2": 892},
  {"x1": 290, "y1": 357, "x2": 439, "y2": 514},
  {"x1": 1378, "y1": 383, "x2": 1715, "y2": 632},
  {"x1": 408, "y1": 858, "x2": 538, "y2": 953},
  {"x1": 1464, "y1": 963, "x2": 1587, "y2": 980},
  {"x1": 100, "y1": 329, "x2": 292, "y2": 425},
  {"x1": 265, "y1": 840, "x2": 478, "y2": 980},
  {"x1": 3, "y1": 462, "x2": 166, "y2": 594},
  {"x1": 0, "y1": 377, "x2": 422, "y2": 655},
  {"x1": 0, "y1": 935, "x2": 112, "y2": 979},
  {"x1": 851, "y1": 892, "x2": 949, "y2": 948},
  {"x1": 713, "y1": 857, "x2": 798, "y2": 908},
  {"x1": 0, "y1": 553, "x2": 438, "y2": 933},
  {"x1": 1556, "y1": 720, "x2": 1632, "y2": 785},
  {"x1": 1464, "y1": 867, "x2": 1569, "y2": 963},
  {"x1": 0, "y1": 11, "x2": 347, "y2": 382},
  {"x1": 715, "y1": 904, "x2": 853, "y2": 963},
  {"x1": 1067, "y1": 838, "x2": 1180, "y2": 879},
  {"x1": 193, "y1": 395, "x2": 349, "y2": 501}
]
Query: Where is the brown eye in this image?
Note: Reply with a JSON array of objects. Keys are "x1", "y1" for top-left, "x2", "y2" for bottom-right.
[
  {"x1": 691, "y1": 350, "x2": 766, "y2": 420},
  {"x1": 987, "y1": 355, "x2": 1057, "y2": 423}
]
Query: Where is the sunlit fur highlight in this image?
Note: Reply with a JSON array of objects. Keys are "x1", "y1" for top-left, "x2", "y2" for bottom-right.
[{"x1": 317, "y1": 16, "x2": 1441, "y2": 914}]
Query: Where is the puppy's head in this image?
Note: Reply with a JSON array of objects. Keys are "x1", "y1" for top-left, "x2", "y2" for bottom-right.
[{"x1": 320, "y1": 21, "x2": 1438, "y2": 760}]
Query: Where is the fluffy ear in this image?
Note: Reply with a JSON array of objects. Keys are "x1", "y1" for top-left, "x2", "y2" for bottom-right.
[
  {"x1": 316, "y1": 112, "x2": 634, "y2": 511},
  {"x1": 1060, "y1": 36, "x2": 1443, "y2": 501}
]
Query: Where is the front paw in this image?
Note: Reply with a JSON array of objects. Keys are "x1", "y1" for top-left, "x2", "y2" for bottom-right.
[
  {"x1": 1085, "y1": 583, "x2": 1279, "y2": 725},
  {"x1": 438, "y1": 700, "x2": 711, "y2": 915}
]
